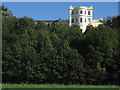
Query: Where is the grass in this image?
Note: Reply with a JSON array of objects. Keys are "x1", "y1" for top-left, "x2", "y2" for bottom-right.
[{"x1": 2, "y1": 84, "x2": 120, "y2": 88}]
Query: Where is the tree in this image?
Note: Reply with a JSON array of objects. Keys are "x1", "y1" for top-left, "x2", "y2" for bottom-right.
[
  {"x1": 83, "y1": 25, "x2": 118, "y2": 84},
  {"x1": 1, "y1": 5, "x2": 13, "y2": 18},
  {"x1": 2, "y1": 6, "x2": 120, "y2": 85},
  {"x1": 66, "y1": 25, "x2": 83, "y2": 53}
]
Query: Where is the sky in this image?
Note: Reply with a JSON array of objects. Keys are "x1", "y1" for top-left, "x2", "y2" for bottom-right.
[
  {"x1": 3, "y1": 2, "x2": 119, "y2": 20},
  {"x1": 1, "y1": 0, "x2": 120, "y2": 2}
]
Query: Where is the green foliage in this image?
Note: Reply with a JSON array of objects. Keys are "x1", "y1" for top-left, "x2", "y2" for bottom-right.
[
  {"x1": 2, "y1": 5, "x2": 13, "y2": 18},
  {"x1": 2, "y1": 8, "x2": 120, "y2": 85},
  {"x1": 83, "y1": 25, "x2": 119, "y2": 84}
]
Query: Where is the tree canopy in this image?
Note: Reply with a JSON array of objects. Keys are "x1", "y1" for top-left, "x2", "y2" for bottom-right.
[{"x1": 2, "y1": 7, "x2": 120, "y2": 85}]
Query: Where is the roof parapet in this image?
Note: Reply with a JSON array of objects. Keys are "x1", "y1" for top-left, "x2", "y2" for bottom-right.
[{"x1": 70, "y1": 6, "x2": 93, "y2": 9}]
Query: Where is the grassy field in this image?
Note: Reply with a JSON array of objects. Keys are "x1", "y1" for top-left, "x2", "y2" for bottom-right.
[{"x1": 2, "y1": 84, "x2": 120, "y2": 88}]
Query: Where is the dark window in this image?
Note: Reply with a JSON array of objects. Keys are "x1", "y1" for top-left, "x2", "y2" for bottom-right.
[
  {"x1": 72, "y1": 18, "x2": 74, "y2": 23},
  {"x1": 80, "y1": 18, "x2": 82, "y2": 22},
  {"x1": 76, "y1": 18, "x2": 77, "y2": 22},
  {"x1": 88, "y1": 11, "x2": 90, "y2": 15},
  {"x1": 72, "y1": 11, "x2": 74, "y2": 15},
  {"x1": 85, "y1": 11, "x2": 86, "y2": 14},
  {"x1": 88, "y1": 18, "x2": 91, "y2": 21},
  {"x1": 80, "y1": 10, "x2": 83, "y2": 14},
  {"x1": 88, "y1": 18, "x2": 91, "y2": 24}
]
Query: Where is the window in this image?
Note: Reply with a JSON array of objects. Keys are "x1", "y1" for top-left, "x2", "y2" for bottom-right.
[
  {"x1": 72, "y1": 18, "x2": 74, "y2": 23},
  {"x1": 85, "y1": 18, "x2": 86, "y2": 23},
  {"x1": 85, "y1": 11, "x2": 86, "y2": 14},
  {"x1": 80, "y1": 10, "x2": 83, "y2": 14},
  {"x1": 80, "y1": 18, "x2": 82, "y2": 22},
  {"x1": 88, "y1": 11, "x2": 90, "y2": 15},
  {"x1": 76, "y1": 18, "x2": 77, "y2": 23},
  {"x1": 88, "y1": 18, "x2": 91, "y2": 24},
  {"x1": 88, "y1": 18, "x2": 91, "y2": 21},
  {"x1": 72, "y1": 11, "x2": 74, "y2": 15}
]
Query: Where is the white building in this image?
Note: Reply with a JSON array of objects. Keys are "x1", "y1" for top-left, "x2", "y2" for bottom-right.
[{"x1": 69, "y1": 5, "x2": 103, "y2": 33}]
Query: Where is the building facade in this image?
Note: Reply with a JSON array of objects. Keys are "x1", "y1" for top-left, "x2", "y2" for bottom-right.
[
  {"x1": 69, "y1": 5, "x2": 102, "y2": 33},
  {"x1": 34, "y1": 19, "x2": 69, "y2": 27}
]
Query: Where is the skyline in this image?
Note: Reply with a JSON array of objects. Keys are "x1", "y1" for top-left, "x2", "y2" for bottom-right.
[{"x1": 3, "y1": 2, "x2": 118, "y2": 20}]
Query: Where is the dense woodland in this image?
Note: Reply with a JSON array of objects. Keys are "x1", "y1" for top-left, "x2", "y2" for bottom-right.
[{"x1": 2, "y1": 6, "x2": 120, "y2": 85}]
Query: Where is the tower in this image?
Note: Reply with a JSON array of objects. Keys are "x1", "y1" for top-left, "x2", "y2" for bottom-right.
[{"x1": 69, "y1": 6, "x2": 93, "y2": 33}]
